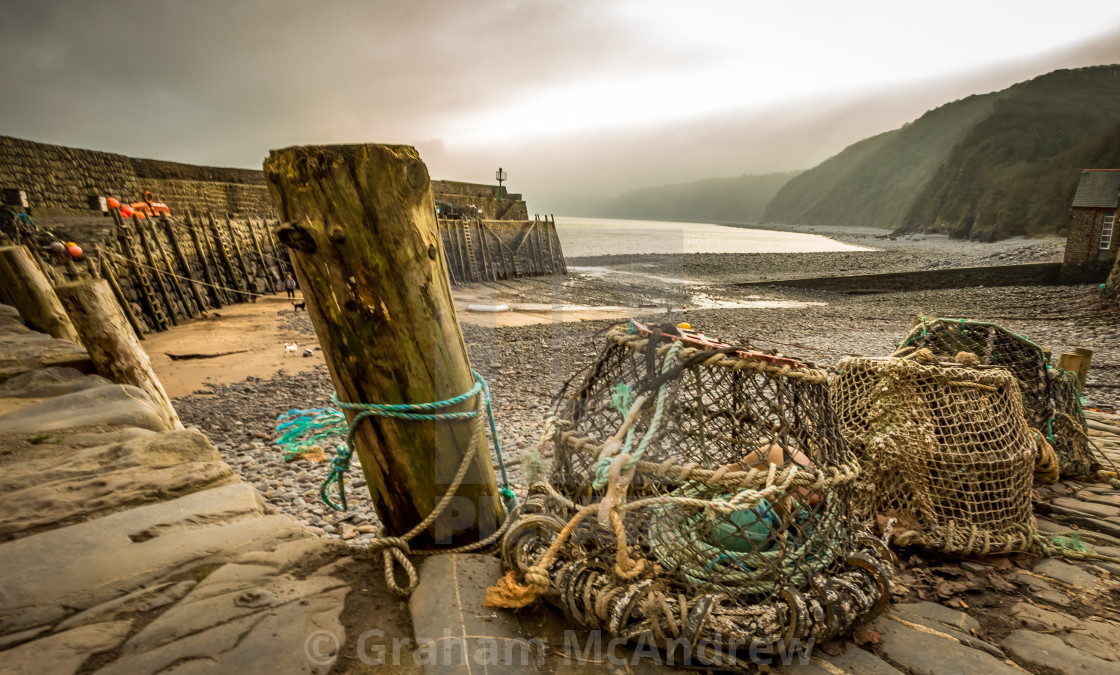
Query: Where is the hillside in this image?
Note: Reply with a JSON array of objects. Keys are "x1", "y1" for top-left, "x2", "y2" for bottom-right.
[
  {"x1": 604, "y1": 171, "x2": 801, "y2": 224},
  {"x1": 764, "y1": 65, "x2": 1120, "y2": 238}
]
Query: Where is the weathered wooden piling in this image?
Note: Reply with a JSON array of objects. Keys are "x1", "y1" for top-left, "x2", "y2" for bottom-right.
[
  {"x1": 56, "y1": 279, "x2": 183, "y2": 429},
  {"x1": 247, "y1": 219, "x2": 279, "y2": 293},
  {"x1": 133, "y1": 214, "x2": 179, "y2": 326},
  {"x1": 150, "y1": 218, "x2": 196, "y2": 318},
  {"x1": 161, "y1": 214, "x2": 207, "y2": 314},
  {"x1": 113, "y1": 211, "x2": 167, "y2": 331},
  {"x1": 185, "y1": 212, "x2": 223, "y2": 308},
  {"x1": 98, "y1": 252, "x2": 146, "y2": 339},
  {"x1": 226, "y1": 217, "x2": 256, "y2": 300},
  {"x1": 0, "y1": 245, "x2": 81, "y2": 344},
  {"x1": 208, "y1": 213, "x2": 247, "y2": 301},
  {"x1": 264, "y1": 143, "x2": 502, "y2": 547}
]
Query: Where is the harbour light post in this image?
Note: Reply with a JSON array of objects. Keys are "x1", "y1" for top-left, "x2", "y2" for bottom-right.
[{"x1": 496, "y1": 167, "x2": 507, "y2": 200}]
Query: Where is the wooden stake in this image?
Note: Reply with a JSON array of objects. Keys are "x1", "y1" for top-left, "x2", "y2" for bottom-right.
[
  {"x1": 56, "y1": 279, "x2": 182, "y2": 429},
  {"x1": 264, "y1": 143, "x2": 502, "y2": 547},
  {"x1": 134, "y1": 215, "x2": 179, "y2": 326},
  {"x1": 247, "y1": 219, "x2": 279, "y2": 293},
  {"x1": 1073, "y1": 347, "x2": 1093, "y2": 391},
  {"x1": 161, "y1": 214, "x2": 207, "y2": 314},
  {"x1": 0, "y1": 245, "x2": 81, "y2": 344},
  {"x1": 1057, "y1": 353, "x2": 1085, "y2": 391},
  {"x1": 150, "y1": 217, "x2": 196, "y2": 318},
  {"x1": 208, "y1": 213, "x2": 247, "y2": 301},
  {"x1": 99, "y1": 251, "x2": 146, "y2": 339},
  {"x1": 185, "y1": 212, "x2": 223, "y2": 308},
  {"x1": 226, "y1": 217, "x2": 256, "y2": 301}
]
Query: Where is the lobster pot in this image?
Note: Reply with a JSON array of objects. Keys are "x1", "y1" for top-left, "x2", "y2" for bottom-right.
[
  {"x1": 893, "y1": 318, "x2": 1092, "y2": 477},
  {"x1": 832, "y1": 356, "x2": 1038, "y2": 554},
  {"x1": 503, "y1": 325, "x2": 892, "y2": 657}
]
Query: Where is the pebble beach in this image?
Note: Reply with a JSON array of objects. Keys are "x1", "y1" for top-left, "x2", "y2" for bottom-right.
[{"x1": 168, "y1": 223, "x2": 1118, "y2": 543}]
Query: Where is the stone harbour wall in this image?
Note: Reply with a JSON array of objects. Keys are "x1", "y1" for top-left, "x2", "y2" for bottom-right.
[{"x1": 2, "y1": 135, "x2": 532, "y2": 223}]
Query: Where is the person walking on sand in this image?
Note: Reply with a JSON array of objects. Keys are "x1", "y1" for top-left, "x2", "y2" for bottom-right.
[{"x1": 284, "y1": 274, "x2": 297, "y2": 299}]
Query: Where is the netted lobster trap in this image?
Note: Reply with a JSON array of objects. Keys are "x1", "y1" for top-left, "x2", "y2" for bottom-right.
[
  {"x1": 490, "y1": 322, "x2": 893, "y2": 663},
  {"x1": 893, "y1": 318, "x2": 1094, "y2": 477},
  {"x1": 831, "y1": 352, "x2": 1044, "y2": 554}
]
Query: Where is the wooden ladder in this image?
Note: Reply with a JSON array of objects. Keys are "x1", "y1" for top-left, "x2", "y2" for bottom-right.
[{"x1": 461, "y1": 219, "x2": 481, "y2": 281}]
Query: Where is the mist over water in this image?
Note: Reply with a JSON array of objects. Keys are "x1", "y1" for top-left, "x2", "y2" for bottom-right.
[{"x1": 554, "y1": 217, "x2": 873, "y2": 258}]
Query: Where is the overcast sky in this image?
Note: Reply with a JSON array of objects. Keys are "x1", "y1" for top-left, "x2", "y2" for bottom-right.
[{"x1": 2, "y1": 0, "x2": 1120, "y2": 213}]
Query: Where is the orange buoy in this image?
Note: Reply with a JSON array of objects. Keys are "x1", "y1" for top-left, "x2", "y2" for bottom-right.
[
  {"x1": 67, "y1": 244, "x2": 83, "y2": 259},
  {"x1": 106, "y1": 197, "x2": 120, "y2": 209}
]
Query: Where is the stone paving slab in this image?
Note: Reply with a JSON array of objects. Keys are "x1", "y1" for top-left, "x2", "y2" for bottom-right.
[
  {"x1": 410, "y1": 554, "x2": 537, "y2": 675},
  {"x1": 0, "y1": 429, "x2": 238, "y2": 542},
  {"x1": 0, "y1": 383, "x2": 170, "y2": 436},
  {"x1": 0, "y1": 483, "x2": 307, "y2": 635},
  {"x1": 862, "y1": 614, "x2": 1023, "y2": 675},
  {"x1": 1002, "y1": 629, "x2": 1120, "y2": 675},
  {"x1": 0, "y1": 621, "x2": 133, "y2": 675},
  {"x1": 0, "y1": 329, "x2": 91, "y2": 380}
]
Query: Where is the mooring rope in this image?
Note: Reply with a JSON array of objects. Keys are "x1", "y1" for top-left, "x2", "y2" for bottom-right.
[{"x1": 275, "y1": 370, "x2": 516, "y2": 595}]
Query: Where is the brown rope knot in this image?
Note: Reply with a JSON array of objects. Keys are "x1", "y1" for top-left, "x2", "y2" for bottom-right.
[{"x1": 368, "y1": 537, "x2": 417, "y2": 595}]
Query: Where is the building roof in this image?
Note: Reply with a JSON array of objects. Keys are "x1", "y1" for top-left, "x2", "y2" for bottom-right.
[{"x1": 1072, "y1": 169, "x2": 1120, "y2": 208}]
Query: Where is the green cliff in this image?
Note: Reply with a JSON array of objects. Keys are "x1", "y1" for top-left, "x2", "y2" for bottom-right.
[{"x1": 764, "y1": 65, "x2": 1120, "y2": 238}]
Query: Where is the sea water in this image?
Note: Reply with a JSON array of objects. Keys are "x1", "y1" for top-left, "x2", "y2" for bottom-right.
[{"x1": 554, "y1": 216, "x2": 872, "y2": 258}]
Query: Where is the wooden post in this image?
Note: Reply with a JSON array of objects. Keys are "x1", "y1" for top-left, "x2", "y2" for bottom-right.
[
  {"x1": 150, "y1": 217, "x2": 196, "y2": 318},
  {"x1": 134, "y1": 215, "x2": 179, "y2": 326},
  {"x1": 56, "y1": 279, "x2": 182, "y2": 430},
  {"x1": 247, "y1": 219, "x2": 279, "y2": 293},
  {"x1": 113, "y1": 212, "x2": 166, "y2": 331},
  {"x1": 208, "y1": 213, "x2": 247, "y2": 301},
  {"x1": 1073, "y1": 347, "x2": 1093, "y2": 391},
  {"x1": 226, "y1": 217, "x2": 256, "y2": 301},
  {"x1": 264, "y1": 144, "x2": 501, "y2": 547},
  {"x1": 185, "y1": 212, "x2": 223, "y2": 308},
  {"x1": 0, "y1": 245, "x2": 82, "y2": 344},
  {"x1": 259, "y1": 219, "x2": 288, "y2": 279},
  {"x1": 162, "y1": 214, "x2": 207, "y2": 314},
  {"x1": 99, "y1": 252, "x2": 146, "y2": 339},
  {"x1": 1057, "y1": 353, "x2": 1085, "y2": 391}
]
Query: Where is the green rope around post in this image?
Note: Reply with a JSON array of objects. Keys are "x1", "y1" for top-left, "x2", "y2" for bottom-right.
[{"x1": 275, "y1": 370, "x2": 515, "y2": 512}]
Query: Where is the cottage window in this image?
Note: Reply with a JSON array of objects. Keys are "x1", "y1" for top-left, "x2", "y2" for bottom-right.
[{"x1": 1102, "y1": 213, "x2": 1115, "y2": 250}]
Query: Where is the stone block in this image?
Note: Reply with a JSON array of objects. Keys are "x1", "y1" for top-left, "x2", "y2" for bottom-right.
[
  {"x1": 0, "y1": 453, "x2": 236, "y2": 542},
  {"x1": 1009, "y1": 602, "x2": 1083, "y2": 632},
  {"x1": 816, "y1": 645, "x2": 902, "y2": 673},
  {"x1": 0, "y1": 621, "x2": 132, "y2": 675},
  {"x1": 1002, "y1": 629, "x2": 1120, "y2": 675},
  {"x1": 1053, "y1": 497, "x2": 1120, "y2": 519},
  {"x1": 1032, "y1": 558, "x2": 1102, "y2": 588},
  {"x1": 862, "y1": 614, "x2": 1022, "y2": 675},
  {"x1": 0, "y1": 367, "x2": 110, "y2": 398},
  {"x1": 894, "y1": 601, "x2": 979, "y2": 633},
  {"x1": 0, "y1": 383, "x2": 168, "y2": 436},
  {"x1": 0, "y1": 484, "x2": 308, "y2": 635},
  {"x1": 410, "y1": 554, "x2": 539, "y2": 674}
]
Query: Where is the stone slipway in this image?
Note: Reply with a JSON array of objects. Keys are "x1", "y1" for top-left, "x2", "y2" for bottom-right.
[
  {"x1": 0, "y1": 304, "x2": 354, "y2": 674},
  {"x1": 6, "y1": 298, "x2": 1120, "y2": 674}
]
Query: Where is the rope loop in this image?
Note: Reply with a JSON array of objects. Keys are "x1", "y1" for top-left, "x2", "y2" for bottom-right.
[{"x1": 275, "y1": 369, "x2": 518, "y2": 596}]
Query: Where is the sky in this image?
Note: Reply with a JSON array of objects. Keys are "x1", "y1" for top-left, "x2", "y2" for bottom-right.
[{"x1": 2, "y1": 0, "x2": 1120, "y2": 214}]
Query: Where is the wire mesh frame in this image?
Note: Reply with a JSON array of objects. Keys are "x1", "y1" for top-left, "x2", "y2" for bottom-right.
[
  {"x1": 832, "y1": 356, "x2": 1038, "y2": 554},
  {"x1": 892, "y1": 318, "x2": 1094, "y2": 477},
  {"x1": 505, "y1": 326, "x2": 893, "y2": 653}
]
